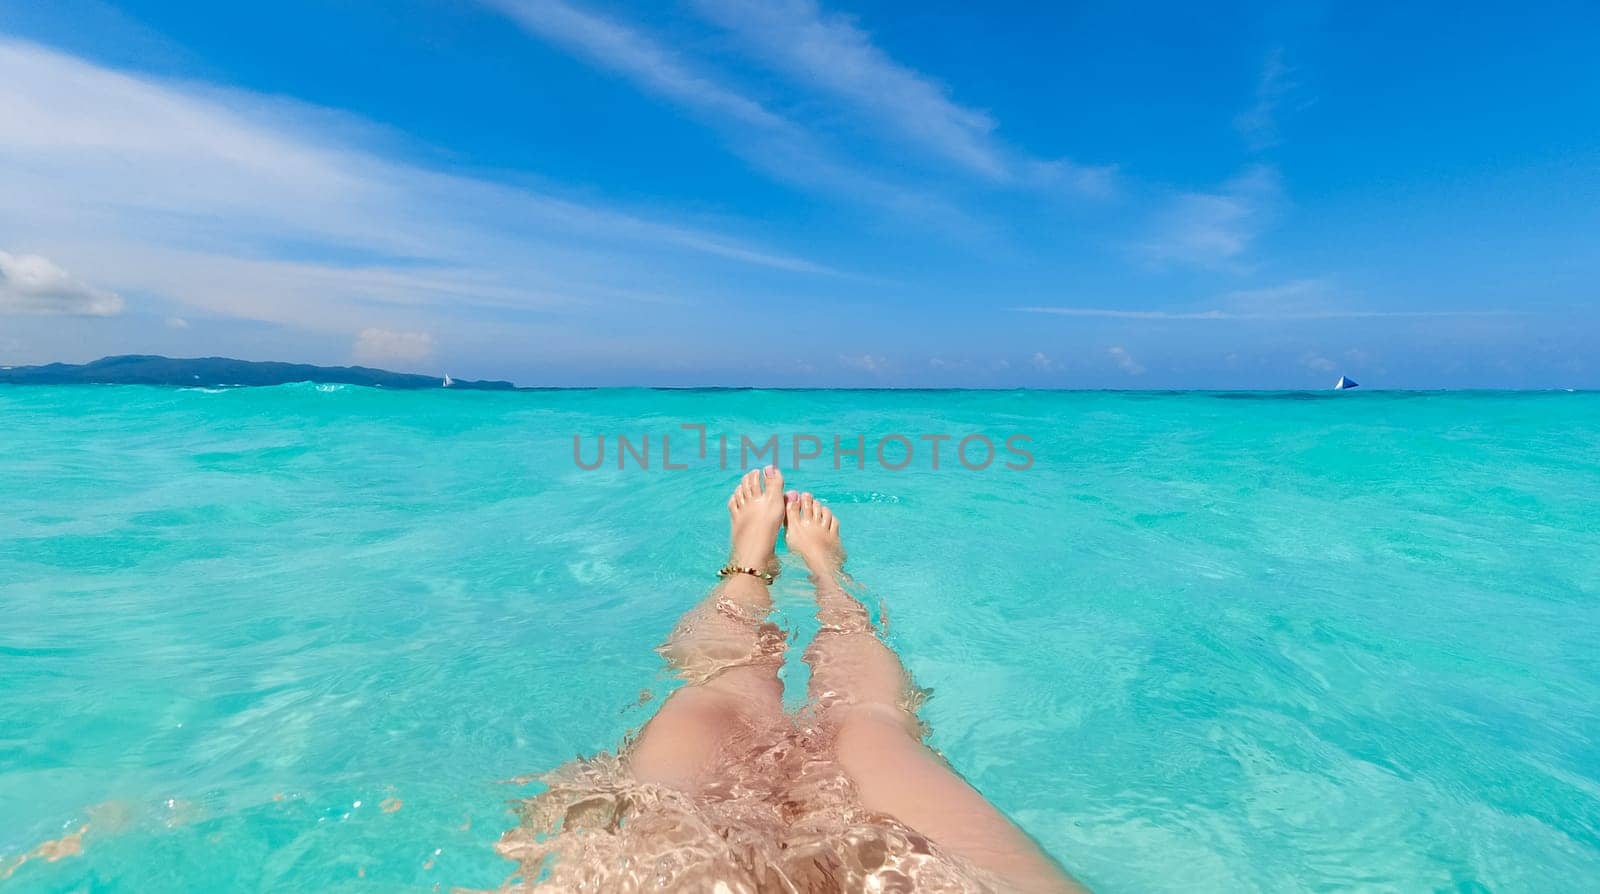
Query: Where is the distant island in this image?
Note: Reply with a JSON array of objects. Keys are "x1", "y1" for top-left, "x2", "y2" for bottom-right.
[{"x1": 0, "y1": 355, "x2": 516, "y2": 390}]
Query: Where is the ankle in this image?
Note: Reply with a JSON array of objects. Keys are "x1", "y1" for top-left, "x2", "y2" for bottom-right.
[
  {"x1": 728, "y1": 548, "x2": 778, "y2": 574},
  {"x1": 799, "y1": 551, "x2": 842, "y2": 577}
]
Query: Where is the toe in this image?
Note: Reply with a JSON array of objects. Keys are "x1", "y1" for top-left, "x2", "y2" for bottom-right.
[
  {"x1": 762, "y1": 464, "x2": 784, "y2": 499},
  {"x1": 785, "y1": 499, "x2": 803, "y2": 527},
  {"x1": 799, "y1": 492, "x2": 815, "y2": 521},
  {"x1": 741, "y1": 468, "x2": 760, "y2": 500}
]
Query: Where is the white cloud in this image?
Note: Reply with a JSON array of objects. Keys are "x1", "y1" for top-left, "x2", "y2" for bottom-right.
[
  {"x1": 480, "y1": 0, "x2": 975, "y2": 221},
  {"x1": 483, "y1": 0, "x2": 784, "y2": 132},
  {"x1": 1018, "y1": 306, "x2": 1226, "y2": 320},
  {"x1": 1015, "y1": 305, "x2": 1519, "y2": 321},
  {"x1": 166, "y1": 316, "x2": 190, "y2": 329},
  {"x1": 353, "y1": 328, "x2": 435, "y2": 364},
  {"x1": 690, "y1": 0, "x2": 999, "y2": 177},
  {"x1": 479, "y1": 0, "x2": 1101, "y2": 228},
  {"x1": 1108, "y1": 345, "x2": 1145, "y2": 375},
  {"x1": 1143, "y1": 165, "x2": 1281, "y2": 269},
  {"x1": 1221, "y1": 278, "x2": 1331, "y2": 313},
  {"x1": 0, "y1": 250, "x2": 123, "y2": 315},
  {"x1": 690, "y1": 0, "x2": 1111, "y2": 194},
  {"x1": 1029, "y1": 351, "x2": 1055, "y2": 371},
  {"x1": 1234, "y1": 47, "x2": 1300, "y2": 151},
  {"x1": 839, "y1": 353, "x2": 886, "y2": 372},
  {"x1": 0, "y1": 37, "x2": 837, "y2": 345},
  {"x1": 1301, "y1": 352, "x2": 1337, "y2": 373}
]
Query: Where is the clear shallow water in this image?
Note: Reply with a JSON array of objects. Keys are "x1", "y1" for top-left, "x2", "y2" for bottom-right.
[{"x1": 2, "y1": 385, "x2": 1598, "y2": 892}]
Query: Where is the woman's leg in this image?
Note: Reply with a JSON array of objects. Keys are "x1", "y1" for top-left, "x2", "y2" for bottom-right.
[
  {"x1": 787, "y1": 493, "x2": 1087, "y2": 894},
  {"x1": 624, "y1": 467, "x2": 791, "y2": 794}
]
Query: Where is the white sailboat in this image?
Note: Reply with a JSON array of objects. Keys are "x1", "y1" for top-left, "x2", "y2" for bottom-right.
[
  {"x1": 442, "y1": 373, "x2": 454, "y2": 388},
  {"x1": 1333, "y1": 375, "x2": 1359, "y2": 390}
]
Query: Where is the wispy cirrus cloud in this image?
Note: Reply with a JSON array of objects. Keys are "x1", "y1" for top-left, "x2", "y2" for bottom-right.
[
  {"x1": 0, "y1": 37, "x2": 837, "y2": 345},
  {"x1": 695, "y1": 0, "x2": 1001, "y2": 174},
  {"x1": 481, "y1": 0, "x2": 1108, "y2": 222},
  {"x1": 688, "y1": 0, "x2": 1112, "y2": 195},
  {"x1": 482, "y1": 0, "x2": 785, "y2": 133},
  {"x1": 1140, "y1": 164, "x2": 1282, "y2": 270},
  {"x1": 1133, "y1": 52, "x2": 1308, "y2": 275},
  {"x1": 481, "y1": 0, "x2": 976, "y2": 224},
  {"x1": 1234, "y1": 47, "x2": 1302, "y2": 151}
]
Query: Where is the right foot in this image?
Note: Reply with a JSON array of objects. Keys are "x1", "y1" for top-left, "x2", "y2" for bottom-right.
[
  {"x1": 784, "y1": 492, "x2": 843, "y2": 572},
  {"x1": 727, "y1": 466, "x2": 787, "y2": 573}
]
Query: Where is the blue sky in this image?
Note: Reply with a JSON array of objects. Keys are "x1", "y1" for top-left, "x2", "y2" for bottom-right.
[{"x1": 0, "y1": 0, "x2": 1595, "y2": 387}]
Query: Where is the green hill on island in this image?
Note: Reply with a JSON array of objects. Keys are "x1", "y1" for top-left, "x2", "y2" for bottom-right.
[{"x1": 0, "y1": 355, "x2": 516, "y2": 390}]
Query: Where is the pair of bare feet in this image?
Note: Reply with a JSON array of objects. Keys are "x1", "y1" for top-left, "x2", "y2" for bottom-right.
[{"x1": 726, "y1": 465, "x2": 840, "y2": 581}]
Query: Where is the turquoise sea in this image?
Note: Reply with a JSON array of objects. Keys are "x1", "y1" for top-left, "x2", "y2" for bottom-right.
[{"x1": 2, "y1": 386, "x2": 1598, "y2": 892}]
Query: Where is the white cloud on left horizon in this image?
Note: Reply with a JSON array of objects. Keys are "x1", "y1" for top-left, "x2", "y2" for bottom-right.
[{"x1": 0, "y1": 249, "x2": 123, "y2": 316}]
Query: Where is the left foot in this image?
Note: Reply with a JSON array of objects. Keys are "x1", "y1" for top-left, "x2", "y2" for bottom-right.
[{"x1": 727, "y1": 466, "x2": 786, "y2": 573}]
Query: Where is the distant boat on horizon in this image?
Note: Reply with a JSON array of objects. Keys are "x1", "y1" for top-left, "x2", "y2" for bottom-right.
[
  {"x1": 443, "y1": 373, "x2": 454, "y2": 388},
  {"x1": 1334, "y1": 375, "x2": 1359, "y2": 390}
]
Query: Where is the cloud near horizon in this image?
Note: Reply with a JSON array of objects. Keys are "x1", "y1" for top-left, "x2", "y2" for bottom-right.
[
  {"x1": 1108, "y1": 345, "x2": 1145, "y2": 375},
  {"x1": 1015, "y1": 285, "x2": 1524, "y2": 321},
  {"x1": 353, "y1": 328, "x2": 435, "y2": 365},
  {"x1": 0, "y1": 250, "x2": 124, "y2": 316}
]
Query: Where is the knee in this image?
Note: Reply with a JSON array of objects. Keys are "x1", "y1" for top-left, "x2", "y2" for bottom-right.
[
  {"x1": 831, "y1": 701, "x2": 922, "y2": 748},
  {"x1": 662, "y1": 685, "x2": 749, "y2": 730}
]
